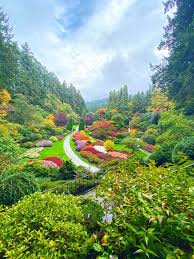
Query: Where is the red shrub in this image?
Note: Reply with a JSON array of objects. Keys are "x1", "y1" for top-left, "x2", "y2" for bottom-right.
[
  {"x1": 43, "y1": 157, "x2": 64, "y2": 167},
  {"x1": 111, "y1": 132, "x2": 119, "y2": 137},
  {"x1": 144, "y1": 144, "x2": 155, "y2": 153}
]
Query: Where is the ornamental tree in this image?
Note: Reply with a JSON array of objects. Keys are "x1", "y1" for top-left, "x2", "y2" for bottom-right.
[
  {"x1": 54, "y1": 112, "x2": 67, "y2": 126},
  {"x1": 91, "y1": 120, "x2": 114, "y2": 139},
  {"x1": 66, "y1": 117, "x2": 74, "y2": 131},
  {"x1": 84, "y1": 113, "x2": 94, "y2": 126},
  {"x1": 98, "y1": 108, "x2": 106, "y2": 117}
]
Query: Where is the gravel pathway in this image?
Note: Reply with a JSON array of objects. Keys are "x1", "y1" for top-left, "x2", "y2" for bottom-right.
[{"x1": 63, "y1": 132, "x2": 100, "y2": 173}]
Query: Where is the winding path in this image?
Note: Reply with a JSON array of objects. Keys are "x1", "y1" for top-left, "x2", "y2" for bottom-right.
[{"x1": 63, "y1": 131, "x2": 100, "y2": 173}]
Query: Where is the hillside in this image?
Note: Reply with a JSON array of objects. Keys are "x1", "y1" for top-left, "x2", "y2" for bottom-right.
[{"x1": 0, "y1": 1, "x2": 194, "y2": 259}]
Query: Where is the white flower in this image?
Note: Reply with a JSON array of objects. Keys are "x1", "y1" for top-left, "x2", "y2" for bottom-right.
[{"x1": 94, "y1": 145, "x2": 107, "y2": 154}]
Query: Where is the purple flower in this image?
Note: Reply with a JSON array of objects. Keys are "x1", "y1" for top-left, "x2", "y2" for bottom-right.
[
  {"x1": 76, "y1": 141, "x2": 87, "y2": 151},
  {"x1": 36, "y1": 140, "x2": 53, "y2": 147}
]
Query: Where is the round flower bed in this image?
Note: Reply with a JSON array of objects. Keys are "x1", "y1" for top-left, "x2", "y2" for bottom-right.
[
  {"x1": 36, "y1": 140, "x2": 53, "y2": 147},
  {"x1": 42, "y1": 160, "x2": 59, "y2": 169},
  {"x1": 43, "y1": 157, "x2": 64, "y2": 167}
]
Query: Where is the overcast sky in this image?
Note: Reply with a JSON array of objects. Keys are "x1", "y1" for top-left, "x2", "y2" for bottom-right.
[{"x1": 1, "y1": 0, "x2": 168, "y2": 100}]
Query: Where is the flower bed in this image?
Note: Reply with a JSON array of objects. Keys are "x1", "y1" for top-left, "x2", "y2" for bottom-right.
[
  {"x1": 94, "y1": 145, "x2": 107, "y2": 154},
  {"x1": 75, "y1": 140, "x2": 87, "y2": 151},
  {"x1": 22, "y1": 147, "x2": 44, "y2": 159},
  {"x1": 108, "y1": 151, "x2": 128, "y2": 159},
  {"x1": 42, "y1": 160, "x2": 60, "y2": 169},
  {"x1": 43, "y1": 157, "x2": 64, "y2": 167},
  {"x1": 73, "y1": 132, "x2": 90, "y2": 141},
  {"x1": 36, "y1": 140, "x2": 53, "y2": 147}
]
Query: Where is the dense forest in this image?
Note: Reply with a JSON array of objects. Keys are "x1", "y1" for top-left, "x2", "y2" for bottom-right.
[{"x1": 0, "y1": 1, "x2": 194, "y2": 258}]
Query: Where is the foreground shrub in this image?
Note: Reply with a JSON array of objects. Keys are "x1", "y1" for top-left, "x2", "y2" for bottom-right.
[
  {"x1": 21, "y1": 162, "x2": 51, "y2": 178},
  {"x1": 0, "y1": 193, "x2": 103, "y2": 258},
  {"x1": 150, "y1": 142, "x2": 175, "y2": 165},
  {"x1": 97, "y1": 162, "x2": 194, "y2": 258},
  {"x1": 58, "y1": 161, "x2": 76, "y2": 180},
  {"x1": 0, "y1": 171, "x2": 39, "y2": 205},
  {"x1": 172, "y1": 137, "x2": 194, "y2": 163}
]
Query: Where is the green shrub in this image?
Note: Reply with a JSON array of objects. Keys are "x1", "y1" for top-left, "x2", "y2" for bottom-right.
[
  {"x1": 143, "y1": 134, "x2": 156, "y2": 145},
  {"x1": 22, "y1": 141, "x2": 34, "y2": 148},
  {"x1": 49, "y1": 136, "x2": 58, "y2": 142},
  {"x1": 97, "y1": 162, "x2": 194, "y2": 258},
  {"x1": 58, "y1": 161, "x2": 76, "y2": 180},
  {"x1": 150, "y1": 142, "x2": 175, "y2": 165},
  {"x1": 0, "y1": 171, "x2": 39, "y2": 205},
  {"x1": 0, "y1": 193, "x2": 101, "y2": 258},
  {"x1": 116, "y1": 133, "x2": 126, "y2": 139},
  {"x1": 80, "y1": 198, "x2": 104, "y2": 232},
  {"x1": 172, "y1": 136, "x2": 194, "y2": 163},
  {"x1": 21, "y1": 162, "x2": 52, "y2": 178}
]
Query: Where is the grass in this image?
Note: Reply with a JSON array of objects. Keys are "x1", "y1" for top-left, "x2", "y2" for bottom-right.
[
  {"x1": 114, "y1": 143, "x2": 128, "y2": 151},
  {"x1": 39, "y1": 139, "x2": 69, "y2": 161}
]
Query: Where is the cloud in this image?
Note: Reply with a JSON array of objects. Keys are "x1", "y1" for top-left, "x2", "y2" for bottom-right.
[{"x1": 1, "y1": 0, "x2": 167, "y2": 100}]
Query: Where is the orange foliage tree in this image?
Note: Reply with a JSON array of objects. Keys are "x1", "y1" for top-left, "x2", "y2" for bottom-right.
[{"x1": 91, "y1": 120, "x2": 114, "y2": 139}]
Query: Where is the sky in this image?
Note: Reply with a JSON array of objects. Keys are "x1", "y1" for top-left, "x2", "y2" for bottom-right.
[{"x1": 0, "y1": 0, "x2": 169, "y2": 101}]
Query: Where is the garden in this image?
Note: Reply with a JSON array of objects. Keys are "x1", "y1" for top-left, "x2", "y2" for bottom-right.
[{"x1": 71, "y1": 114, "x2": 152, "y2": 167}]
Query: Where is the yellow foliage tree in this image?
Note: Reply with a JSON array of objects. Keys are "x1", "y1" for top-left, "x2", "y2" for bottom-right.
[
  {"x1": 147, "y1": 87, "x2": 174, "y2": 112},
  {"x1": 0, "y1": 89, "x2": 12, "y2": 118},
  {"x1": 44, "y1": 114, "x2": 55, "y2": 127},
  {"x1": 0, "y1": 89, "x2": 11, "y2": 105}
]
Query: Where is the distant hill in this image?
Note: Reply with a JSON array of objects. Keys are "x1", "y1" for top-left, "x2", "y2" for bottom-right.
[{"x1": 86, "y1": 98, "x2": 107, "y2": 112}]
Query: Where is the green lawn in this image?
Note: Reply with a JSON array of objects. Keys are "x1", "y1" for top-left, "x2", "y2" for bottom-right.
[
  {"x1": 39, "y1": 139, "x2": 69, "y2": 161},
  {"x1": 114, "y1": 143, "x2": 128, "y2": 151}
]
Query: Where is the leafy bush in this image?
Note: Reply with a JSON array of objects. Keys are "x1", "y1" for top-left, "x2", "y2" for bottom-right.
[
  {"x1": 97, "y1": 162, "x2": 194, "y2": 258},
  {"x1": 115, "y1": 133, "x2": 126, "y2": 139},
  {"x1": 143, "y1": 134, "x2": 156, "y2": 145},
  {"x1": 172, "y1": 137, "x2": 194, "y2": 163},
  {"x1": 0, "y1": 171, "x2": 39, "y2": 205},
  {"x1": 49, "y1": 136, "x2": 58, "y2": 142},
  {"x1": 58, "y1": 161, "x2": 76, "y2": 180},
  {"x1": 0, "y1": 193, "x2": 102, "y2": 258},
  {"x1": 104, "y1": 140, "x2": 114, "y2": 151},
  {"x1": 21, "y1": 162, "x2": 51, "y2": 178},
  {"x1": 0, "y1": 137, "x2": 22, "y2": 160},
  {"x1": 21, "y1": 141, "x2": 34, "y2": 148},
  {"x1": 150, "y1": 142, "x2": 175, "y2": 165}
]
